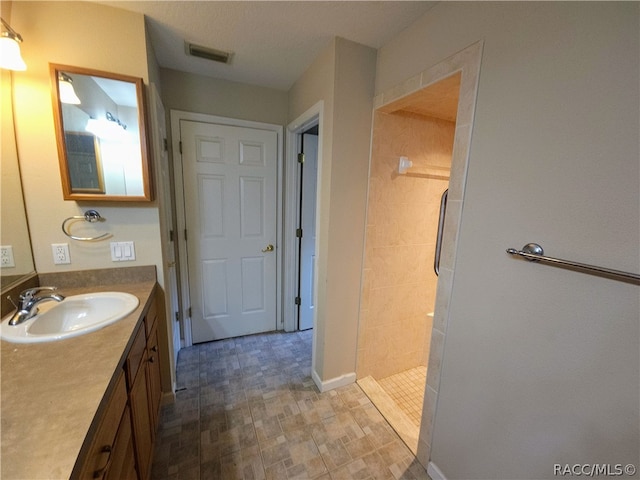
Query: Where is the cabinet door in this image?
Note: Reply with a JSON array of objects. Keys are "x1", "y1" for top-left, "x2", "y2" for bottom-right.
[
  {"x1": 126, "y1": 325, "x2": 146, "y2": 389},
  {"x1": 143, "y1": 297, "x2": 158, "y2": 338},
  {"x1": 76, "y1": 372, "x2": 127, "y2": 480},
  {"x1": 146, "y1": 322, "x2": 162, "y2": 431},
  {"x1": 105, "y1": 405, "x2": 136, "y2": 480},
  {"x1": 130, "y1": 361, "x2": 153, "y2": 480}
]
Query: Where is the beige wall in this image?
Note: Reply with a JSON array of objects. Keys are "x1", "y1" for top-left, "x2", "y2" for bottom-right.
[
  {"x1": 10, "y1": 2, "x2": 164, "y2": 281},
  {"x1": 1, "y1": 66, "x2": 34, "y2": 279},
  {"x1": 377, "y1": 2, "x2": 639, "y2": 478},
  {"x1": 145, "y1": 26, "x2": 162, "y2": 91},
  {"x1": 288, "y1": 39, "x2": 336, "y2": 381},
  {"x1": 1, "y1": 1, "x2": 35, "y2": 282},
  {"x1": 9, "y1": 0, "x2": 177, "y2": 393},
  {"x1": 358, "y1": 111, "x2": 454, "y2": 380},
  {"x1": 322, "y1": 38, "x2": 377, "y2": 383},
  {"x1": 288, "y1": 38, "x2": 376, "y2": 384},
  {"x1": 161, "y1": 68, "x2": 288, "y2": 126},
  {"x1": 9, "y1": 1, "x2": 177, "y2": 391}
]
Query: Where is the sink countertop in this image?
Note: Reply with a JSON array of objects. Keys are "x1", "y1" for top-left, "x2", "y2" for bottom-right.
[{"x1": 0, "y1": 280, "x2": 157, "y2": 480}]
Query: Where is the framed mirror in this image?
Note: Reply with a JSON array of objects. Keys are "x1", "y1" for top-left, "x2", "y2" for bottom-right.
[{"x1": 50, "y1": 64, "x2": 152, "y2": 201}]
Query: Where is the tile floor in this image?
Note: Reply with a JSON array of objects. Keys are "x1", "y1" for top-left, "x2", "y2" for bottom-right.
[
  {"x1": 151, "y1": 330, "x2": 430, "y2": 480},
  {"x1": 378, "y1": 367, "x2": 427, "y2": 427}
]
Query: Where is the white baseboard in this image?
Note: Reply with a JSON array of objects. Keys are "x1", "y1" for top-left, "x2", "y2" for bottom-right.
[
  {"x1": 312, "y1": 370, "x2": 356, "y2": 392},
  {"x1": 427, "y1": 462, "x2": 447, "y2": 480}
]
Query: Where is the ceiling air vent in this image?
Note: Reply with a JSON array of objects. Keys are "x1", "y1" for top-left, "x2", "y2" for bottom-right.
[{"x1": 186, "y1": 42, "x2": 233, "y2": 64}]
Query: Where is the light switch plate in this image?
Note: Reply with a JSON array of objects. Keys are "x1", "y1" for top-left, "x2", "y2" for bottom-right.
[{"x1": 111, "y1": 241, "x2": 136, "y2": 262}]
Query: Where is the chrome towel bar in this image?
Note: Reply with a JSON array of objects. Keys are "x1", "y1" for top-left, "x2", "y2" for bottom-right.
[
  {"x1": 507, "y1": 243, "x2": 640, "y2": 285},
  {"x1": 61, "y1": 209, "x2": 110, "y2": 241}
]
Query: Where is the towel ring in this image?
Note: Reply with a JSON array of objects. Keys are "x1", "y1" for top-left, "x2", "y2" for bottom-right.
[{"x1": 62, "y1": 210, "x2": 110, "y2": 241}]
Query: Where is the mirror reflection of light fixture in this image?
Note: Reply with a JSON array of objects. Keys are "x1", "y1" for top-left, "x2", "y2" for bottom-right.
[
  {"x1": 86, "y1": 112, "x2": 128, "y2": 140},
  {"x1": 58, "y1": 72, "x2": 81, "y2": 104},
  {"x1": 106, "y1": 111, "x2": 126, "y2": 131},
  {"x1": 0, "y1": 18, "x2": 26, "y2": 71}
]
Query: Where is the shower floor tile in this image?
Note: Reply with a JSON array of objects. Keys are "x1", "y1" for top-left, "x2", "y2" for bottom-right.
[{"x1": 378, "y1": 366, "x2": 427, "y2": 427}]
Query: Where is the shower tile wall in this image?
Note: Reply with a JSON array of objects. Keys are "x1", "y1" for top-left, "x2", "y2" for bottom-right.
[{"x1": 357, "y1": 111, "x2": 455, "y2": 380}]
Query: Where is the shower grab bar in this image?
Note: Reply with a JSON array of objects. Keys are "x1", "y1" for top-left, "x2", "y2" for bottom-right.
[
  {"x1": 434, "y1": 189, "x2": 448, "y2": 276},
  {"x1": 506, "y1": 243, "x2": 640, "y2": 285}
]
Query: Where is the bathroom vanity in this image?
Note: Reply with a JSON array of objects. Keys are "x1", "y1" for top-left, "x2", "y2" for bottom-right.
[{"x1": 0, "y1": 267, "x2": 164, "y2": 480}]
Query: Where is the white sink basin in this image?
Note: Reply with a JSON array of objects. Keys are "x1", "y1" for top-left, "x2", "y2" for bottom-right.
[{"x1": 0, "y1": 292, "x2": 139, "y2": 343}]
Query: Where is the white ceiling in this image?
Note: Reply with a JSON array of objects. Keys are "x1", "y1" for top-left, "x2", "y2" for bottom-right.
[{"x1": 100, "y1": 1, "x2": 437, "y2": 91}]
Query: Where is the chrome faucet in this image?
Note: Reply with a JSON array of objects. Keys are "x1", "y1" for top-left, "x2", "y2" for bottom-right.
[{"x1": 8, "y1": 287, "x2": 65, "y2": 326}]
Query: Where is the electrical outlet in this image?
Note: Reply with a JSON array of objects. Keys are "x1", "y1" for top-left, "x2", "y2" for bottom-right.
[
  {"x1": 52, "y1": 243, "x2": 71, "y2": 264},
  {"x1": 1, "y1": 246, "x2": 15, "y2": 268}
]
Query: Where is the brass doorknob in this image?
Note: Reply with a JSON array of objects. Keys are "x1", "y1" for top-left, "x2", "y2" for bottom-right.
[{"x1": 262, "y1": 244, "x2": 274, "y2": 253}]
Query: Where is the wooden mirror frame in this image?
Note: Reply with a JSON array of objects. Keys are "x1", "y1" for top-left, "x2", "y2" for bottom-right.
[{"x1": 50, "y1": 64, "x2": 153, "y2": 201}]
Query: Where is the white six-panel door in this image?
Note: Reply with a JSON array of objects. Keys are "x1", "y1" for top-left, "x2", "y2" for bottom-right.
[{"x1": 180, "y1": 120, "x2": 278, "y2": 342}]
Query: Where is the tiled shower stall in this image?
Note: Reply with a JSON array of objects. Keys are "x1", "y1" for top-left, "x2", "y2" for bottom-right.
[{"x1": 357, "y1": 102, "x2": 456, "y2": 434}]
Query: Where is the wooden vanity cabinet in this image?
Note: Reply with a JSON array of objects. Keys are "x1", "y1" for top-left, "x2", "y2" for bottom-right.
[
  {"x1": 76, "y1": 292, "x2": 163, "y2": 480},
  {"x1": 76, "y1": 371, "x2": 136, "y2": 480},
  {"x1": 127, "y1": 295, "x2": 162, "y2": 480},
  {"x1": 127, "y1": 324, "x2": 153, "y2": 480},
  {"x1": 146, "y1": 319, "x2": 162, "y2": 431},
  {"x1": 104, "y1": 404, "x2": 136, "y2": 480}
]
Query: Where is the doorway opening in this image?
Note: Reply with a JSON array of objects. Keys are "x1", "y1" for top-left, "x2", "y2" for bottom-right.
[
  {"x1": 357, "y1": 71, "x2": 461, "y2": 452},
  {"x1": 356, "y1": 42, "x2": 483, "y2": 470},
  {"x1": 284, "y1": 102, "x2": 323, "y2": 337},
  {"x1": 284, "y1": 102, "x2": 323, "y2": 390},
  {"x1": 296, "y1": 124, "x2": 319, "y2": 331}
]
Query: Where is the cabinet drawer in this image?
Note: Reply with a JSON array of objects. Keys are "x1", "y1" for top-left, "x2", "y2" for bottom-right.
[
  {"x1": 125, "y1": 324, "x2": 145, "y2": 388},
  {"x1": 77, "y1": 371, "x2": 127, "y2": 480}
]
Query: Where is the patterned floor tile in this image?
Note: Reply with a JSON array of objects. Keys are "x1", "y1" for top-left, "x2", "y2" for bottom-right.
[{"x1": 151, "y1": 331, "x2": 430, "y2": 480}]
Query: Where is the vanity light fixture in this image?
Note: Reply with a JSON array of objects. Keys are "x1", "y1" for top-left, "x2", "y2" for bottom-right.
[
  {"x1": 58, "y1": 72, "x2": 81, "y2": 104},
  {"x1": 0, "y1": 18, "x2": 26, "y2": 71}
]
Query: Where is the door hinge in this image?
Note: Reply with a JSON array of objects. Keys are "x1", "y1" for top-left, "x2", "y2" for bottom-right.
[
  {"x1": 295, "y1": 297, "x2": 301, "y2": 306},
  {"x1": 187, "y1": 307, "x2": 192, "y2": 318},
  {"x1": 179, "y1": 141, "x2": 183, "y2": 154},
  {"x1": 297, "y1": 153, "x2": 305, "y2": 164},
  {"x1": 296, "y1": 228, "x2": 303, "y2": 238},
  {"x1": 184, "y1": 229, "x2": 188, "y2": 241},
  {"x1": 169, "y1": 229, "x2": 174, "y2": 242},
  {"x1": 163, "y1": 138, "x2": 168, "y2": 152},
  {"x1": 175, "y1": 311, "x2": 180, "y2": 322}
]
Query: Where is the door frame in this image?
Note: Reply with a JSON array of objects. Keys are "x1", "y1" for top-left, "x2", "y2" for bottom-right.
[
  {"x1": 148, "y1": 83, "x2": 180, "y2": 393},
  {"x1": 362, "y1": 41, "x2": 484, "y2": 471},
  {"x1": 170, "y1": 110, "x2": 284, "y2": 347},
  {"x1": 283, "y1": 101, "x2": 324, "y2": 333}
]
